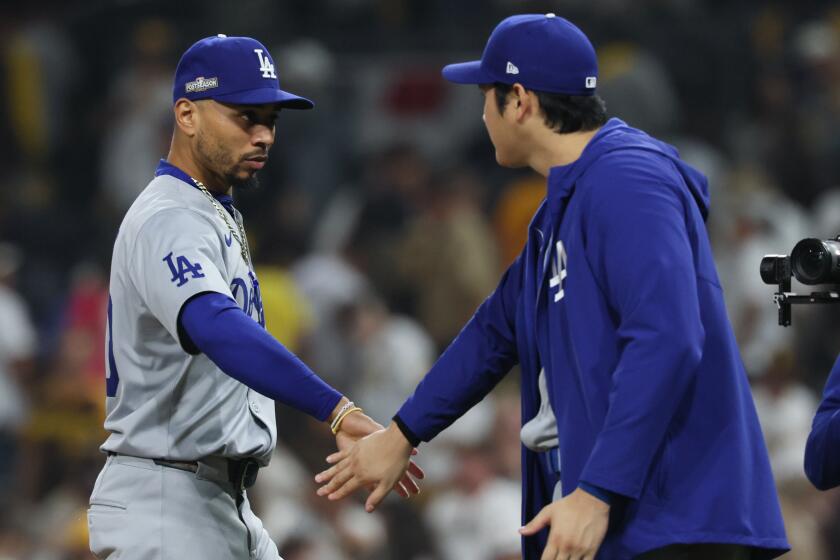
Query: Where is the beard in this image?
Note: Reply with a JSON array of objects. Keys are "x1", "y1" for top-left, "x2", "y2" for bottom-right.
[
  {"x1": 196, "y1": 131, "x2": 263, "y2": 192},
  {"x1": 229, "y1": 172, "x2": 260, "y2": 192}
]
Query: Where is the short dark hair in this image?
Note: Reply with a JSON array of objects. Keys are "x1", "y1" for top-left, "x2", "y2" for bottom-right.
[{"x1": 490, "y1": 82, "x2": 607, "y2": 134}]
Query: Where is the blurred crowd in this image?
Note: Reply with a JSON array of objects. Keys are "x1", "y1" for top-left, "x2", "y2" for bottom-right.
[{"x1": 2, "y1": 0, "x2": 840, "y2": 558}]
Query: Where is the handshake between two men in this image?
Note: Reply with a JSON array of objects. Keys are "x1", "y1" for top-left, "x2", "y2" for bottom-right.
[{"x1": 318, "y1": 399, "x2": 425, "y2": 512}]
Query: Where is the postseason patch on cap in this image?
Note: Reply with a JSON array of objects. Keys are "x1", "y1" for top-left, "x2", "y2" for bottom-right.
[{"x1": 185, "y1": 76, "x2": 219, "y2": 93}]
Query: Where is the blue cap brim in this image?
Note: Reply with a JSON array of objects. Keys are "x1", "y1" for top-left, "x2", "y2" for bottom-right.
[
  {"x1": 212, "y1": 87, "x2": 314, "y2": 109},
  {"x1": 441, "y1": 60, "x2": 492, "y2": 85}
]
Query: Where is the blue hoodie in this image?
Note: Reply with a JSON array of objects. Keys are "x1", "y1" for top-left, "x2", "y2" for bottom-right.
[{"x1": 396, "y1": 119, "x2": 788, "y2": 559}]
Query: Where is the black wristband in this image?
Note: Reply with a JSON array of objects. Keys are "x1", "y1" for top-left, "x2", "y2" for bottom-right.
[{"x1": 392, "y1": 414, "x2": 422, "y2": 448}]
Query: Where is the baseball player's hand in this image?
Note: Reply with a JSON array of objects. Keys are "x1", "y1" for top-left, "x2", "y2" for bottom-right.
[
  {"x1": 333, "y1": 408, "x2": 383, "y2": 451},
  {"x1": 315, "y1": 422, "x2": 423, "y2": 512},
  {"x1": 331, "y1": 412, "x2": 424, "y2": 500},
  {"x1": 519, "y1": 488, "x2": 610, "y2": 560}
]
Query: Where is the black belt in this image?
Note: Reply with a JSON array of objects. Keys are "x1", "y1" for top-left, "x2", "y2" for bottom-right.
[
  {"x1": 225, "y1": 458, "x2": 260, "y2": 491},
  {"x1": 108, "y1": 452, "x2": 260, "y2": 490}
]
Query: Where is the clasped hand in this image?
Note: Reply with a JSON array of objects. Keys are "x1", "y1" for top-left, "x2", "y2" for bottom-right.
[
  {"x1": 320, "y1": 415, "x2": 606, "y2": 560},
  {"x1": 316, "y1": 422, "x2": 424, "y2": 511}
]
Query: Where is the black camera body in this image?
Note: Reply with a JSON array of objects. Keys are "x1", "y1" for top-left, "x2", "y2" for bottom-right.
[{"x1": 761, "y1": 237, "x2": 840, "y2": 326}]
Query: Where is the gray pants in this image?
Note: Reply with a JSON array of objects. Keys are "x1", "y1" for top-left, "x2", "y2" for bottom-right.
[{"x1": 88, "y1": 454, "x2": 282, "y2": 559}]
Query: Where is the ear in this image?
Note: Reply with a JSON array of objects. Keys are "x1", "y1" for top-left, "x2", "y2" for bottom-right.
[
  {"x1": 173, "y1": 98, "x2": 199, "y2": 137},
  {"x1": 510, "y1": 83, "x2": 534, "y2": 124}
]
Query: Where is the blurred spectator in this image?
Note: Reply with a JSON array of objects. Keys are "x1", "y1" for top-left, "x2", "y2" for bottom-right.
[
  {"x1": 99, "y1": 19, "x2": 175, "y2": 212},
  {"x1": 493, "y1": 174, "x2": 545, "y2": 266},
  {"x1": 0, "y1": 244, "x2": 36, "y2": 507},
  {"x1": 292, "y1": 253, "x2": 369, "y2": 391},
  {"x1": 2, "y1": 170, "x2": 85, "y2": 330},
  {"x1": 776, "y1": 483, "x2": 827, "y2": 560},
  {"x1": 345, "y1": 144, "x2": 431, "y2": 314},
  {"x1": 753, "y1": 349, "x2": 826, "y2": 560},
  {"x1": 254, "y1": 445, "x2": 354, "y2": 559},
  {"x1": 753, "y1": 348, "x2": 819, "y2": 483},
  {"x1": 596, "y1": 42, "x2": 681, "y2": 137},
  {"x1": 21, "y1": 481, "x2": 92, "y2": 560},
  {"x1": 58, "y1": 264, "x2": 108, "y2": 389},
  {"x1": 421, "y1": 395, "x2": 501, "y2": 489},
  {"x1": 16, "y1": 264, "x2": 107, "y2": 508},
  {"x1": 790, "y1": 19, "x2": 840, "y2": 205},
  {"x1": 713, "y1": 171, "x2": 806, "y2": 376},
  {"x1": 270, "y1": 39, "x2": 349, "y2": 207},
  {"x1": 0, "y1": 520, "x2": 29, "y2": 559},
  {"x1": 489, "y1": 385, "x2": 523, "y2": 481},
  {"x1": 338, "y1": 290, "x2": 435, "y2": 424},
  {"x1": 820, "y1": 491, "x2": 840, "y2": 557},
  {"x1": 281, "y1": 536, "x2": 344, "y2": 560},
  {"x1": 254, "y1": 191, "x2": 317, "y2": 354},
  {"x1": 2, "y1": 13, "x2": 79, "y2": 163},
  {"x1": 424, "y1": 441, "x2": 521, "y2": 560},
  {"x1": 398, "y1": 167, "x2": 500, "y2": 349},
  {"x1": 257, "y1": 265, "x2": 315, "y2": 353},
  {"x1": 354, "y1": 58, "x2": 485, "y2": 165},
  {"x1": 812, "y1": 187, "x2": 840, "y2": 238}
]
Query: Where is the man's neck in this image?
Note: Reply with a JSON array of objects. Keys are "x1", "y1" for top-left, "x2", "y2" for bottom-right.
[
  {"x1": 527, "y1": 126, "x2": 601, "y2": 177},
  {"x1": 166, "y1": 148, "x2": 232, "y2": 195}
]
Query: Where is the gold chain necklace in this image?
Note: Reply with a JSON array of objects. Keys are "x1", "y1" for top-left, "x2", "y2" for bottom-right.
[{"x1": 190, "y1": 178, "x2": 251, "y2": 265}]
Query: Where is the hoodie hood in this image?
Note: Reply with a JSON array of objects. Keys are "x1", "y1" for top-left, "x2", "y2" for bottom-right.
[{"x1": 547, "y1": 118, "x2": 711, "y2": 220}]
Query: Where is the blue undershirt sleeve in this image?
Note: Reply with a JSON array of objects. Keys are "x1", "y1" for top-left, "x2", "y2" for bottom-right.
[
  {"x1": 178, "y1": 291, "x2": 342, "y2": 421},
  {"x1": 394, "y1": 254, "x2": 523, "y2": 443}
]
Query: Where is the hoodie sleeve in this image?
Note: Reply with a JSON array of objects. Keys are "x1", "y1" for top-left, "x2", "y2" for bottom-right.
[
  {"x1": 394, "y1": 254, "x2": 523, "y2": 444},
  {"x1": 805, "y1": 354, "x2": 840, "y2": 491},
  {"x1": 577, "y1": 153, "x2": 705, "y2": 500}
]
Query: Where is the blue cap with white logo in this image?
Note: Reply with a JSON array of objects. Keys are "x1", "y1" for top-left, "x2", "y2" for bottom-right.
[
  {"x1": 173, "y1": 34, "x2": 314, "y2": 109},
  {"x1": 442, "y1": 14, "x2": 598, "y2": 96}
]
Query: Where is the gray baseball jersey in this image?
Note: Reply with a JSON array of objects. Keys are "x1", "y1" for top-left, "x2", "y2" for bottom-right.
[
  {"x1": 102, "y1": 172, "x2": 276, "y2": 465},
  {"x1": 520, "y1": 368, "x2": 563, "y2": 499}
]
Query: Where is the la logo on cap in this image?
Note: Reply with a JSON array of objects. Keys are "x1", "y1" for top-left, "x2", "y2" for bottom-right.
[{"x1": 254, "y1": 49, "x2": 276, "y2": 79}]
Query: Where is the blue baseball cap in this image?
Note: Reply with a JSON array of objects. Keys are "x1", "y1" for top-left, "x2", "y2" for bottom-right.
[
  {"x1": 173, "y1": 34, "x2": 314, "y2": 109},
  {"x1": 442, "y1": 14, "x2": 598, "y2": 96}
]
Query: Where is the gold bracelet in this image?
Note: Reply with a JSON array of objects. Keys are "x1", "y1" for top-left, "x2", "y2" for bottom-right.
[
  {"x1": 329, "y1": 400, "x2": 355, "y2": 431},
  {"x1": 331, "y1": 406, "x2": 363, "y2": 435}
]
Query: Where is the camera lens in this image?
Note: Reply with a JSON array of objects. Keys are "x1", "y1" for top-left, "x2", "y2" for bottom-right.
[
  {"x1": 791, "y1": 238, "x2": 840, "y2": 284},
  {"x1": 760, "y1": 255, "x2": 790, "y2": 285}
]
